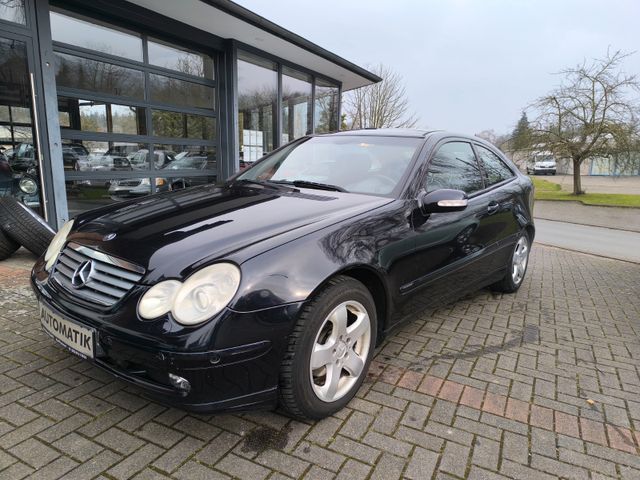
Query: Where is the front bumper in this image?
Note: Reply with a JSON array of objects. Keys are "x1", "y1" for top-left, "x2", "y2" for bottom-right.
[
  {"x1": 31, "y1": 266, "x2": 303, "y2": 413},
  {"x1": 532, "y1": 167, "x2": 556, "y2": 175}
]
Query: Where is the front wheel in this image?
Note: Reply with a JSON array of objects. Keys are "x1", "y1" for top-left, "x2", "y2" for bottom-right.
[
  {"x1": 491, "y1": 231, "x2": 530, "y2": 293},
  {"x1": 279, "y1": 276, "x2": 377, "y2": 420}
]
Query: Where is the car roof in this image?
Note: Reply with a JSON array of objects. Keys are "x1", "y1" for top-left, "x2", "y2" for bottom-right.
[
  {"x1": 321, "y1": 129, "x2": 507, "y2": 151},
  {"x1": 326, "y1": 128, "x2": 437, "y2": 138}
]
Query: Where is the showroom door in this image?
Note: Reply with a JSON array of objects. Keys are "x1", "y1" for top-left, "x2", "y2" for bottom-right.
[{"x1": 0, "y1": 29, "x2": 49, "y2": 219}]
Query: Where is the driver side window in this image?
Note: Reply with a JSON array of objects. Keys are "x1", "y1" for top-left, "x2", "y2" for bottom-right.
[{"x1": 425, "y1": 142, "x2": 484, "y2": 194}]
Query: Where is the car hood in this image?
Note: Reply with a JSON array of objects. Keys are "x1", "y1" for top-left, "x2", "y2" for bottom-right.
[
  {"x1": 69, "y1": 183, "x2": 392, "y2": 282},
  {"x1": 534, "y1": 161, "x2": 556, "y2": 167}
]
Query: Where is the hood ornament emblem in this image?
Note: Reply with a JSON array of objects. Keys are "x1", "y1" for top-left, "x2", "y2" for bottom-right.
[{"x1": 71, "y1": 260, "x2": 94, "y2": 288}]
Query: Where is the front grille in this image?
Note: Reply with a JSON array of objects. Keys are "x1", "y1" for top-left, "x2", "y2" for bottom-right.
[
  {"x1": 116, "y1": 179, "x2": 142, "y2": 187},
  {"x1": 51, "y1": 242, "x2": 145, "y2": 307}
]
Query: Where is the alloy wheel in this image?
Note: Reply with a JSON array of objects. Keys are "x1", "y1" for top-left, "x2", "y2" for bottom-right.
[
  {"x1": 511, "y1": 236, "x2": 529, "y2": 285},
  {"x1": 309, "y1": 300, "x2": 371, "y2": 403}
]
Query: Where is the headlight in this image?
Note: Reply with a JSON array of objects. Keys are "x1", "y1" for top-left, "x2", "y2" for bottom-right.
[
  {"x1": 137, "y1": 280, "x2": 181, "y2": 319},
  {"x1": 44, "y1": 219, "x2": 74, "y2": 271},
  {"x1": 19, "y1": 177, "x2": 38, "y2": 194},
  {"x1": 138, "y1": 263, "x2": 241, "y2": 325}
]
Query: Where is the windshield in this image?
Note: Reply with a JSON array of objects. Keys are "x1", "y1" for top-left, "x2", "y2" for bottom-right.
[
  {"x1": 164, "y1": 156, "x2": 206, "y2": 170},
  {"x1": 237, "y1": 135, "x2": 422, "y2": 196}
]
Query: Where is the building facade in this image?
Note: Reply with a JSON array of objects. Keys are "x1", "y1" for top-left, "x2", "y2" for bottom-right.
[{"x1": 0, "y1": 0, "x2": 379, "y2": 228}]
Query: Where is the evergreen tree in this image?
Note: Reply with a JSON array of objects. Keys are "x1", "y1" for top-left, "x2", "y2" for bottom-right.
[{"x1": 511, "y1": 112, "x2": 531, "y2": 151}]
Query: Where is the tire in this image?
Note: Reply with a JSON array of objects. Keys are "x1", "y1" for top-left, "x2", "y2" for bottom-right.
[
  {"x1": 491, "y1": 231, "x2": 531, "y2": 293},
  {"x1": 279, "y1": 275, "x2": 377, "y2": 420},
  {"x1": 0, "y1": 197, "x2": 54, "y2": 256},
  {"x1": 0, "y1": 228, "x2": 20, "y2": 260}
]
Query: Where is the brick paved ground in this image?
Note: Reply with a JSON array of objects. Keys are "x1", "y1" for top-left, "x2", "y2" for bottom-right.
[{"x1": 0, "y1": 245, "x2": 639, "y2": 479}]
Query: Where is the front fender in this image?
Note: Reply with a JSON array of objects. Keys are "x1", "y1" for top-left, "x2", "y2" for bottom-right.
[{"x1": 227, "y1": 202, "x2": 413, "y2": 316}]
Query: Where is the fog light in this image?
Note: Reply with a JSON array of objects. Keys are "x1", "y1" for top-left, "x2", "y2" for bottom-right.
[{"x1": 168, "y1": 373, "x2": 191, "y2": 394}]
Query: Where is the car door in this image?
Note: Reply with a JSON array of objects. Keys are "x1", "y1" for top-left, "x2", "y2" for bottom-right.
[
  {"x1": 473, "y1": 143, "x2": 522, "y2": 271},
  {"x1": 401, "y1": 140, "x2": 500, "y2": 309}
]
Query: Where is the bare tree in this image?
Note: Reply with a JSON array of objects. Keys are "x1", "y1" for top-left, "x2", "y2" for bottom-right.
[
  {"x1": 344, "y1": 64, "x2": 418, "y2": 129},
  {"x1": 528, "y1": 50, "x2": 640, "y2": 194}
]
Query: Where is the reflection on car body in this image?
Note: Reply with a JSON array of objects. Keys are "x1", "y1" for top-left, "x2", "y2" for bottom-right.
[{"x1": 32, "y1": 129, "x2": 534, "y2": 420}]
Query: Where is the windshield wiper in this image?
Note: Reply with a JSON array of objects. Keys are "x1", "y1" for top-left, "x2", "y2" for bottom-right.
[
  {"x1": 271, "y1": 180, "x2": 347, "y2": 192},
  {"x1": 231, "y1": 179, "x2": 299, "y2": 192}
]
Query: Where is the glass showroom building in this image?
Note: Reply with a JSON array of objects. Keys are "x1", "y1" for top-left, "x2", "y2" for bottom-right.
[{"x1": 0, "y1": 0, "x2": 379, "y2": 228}]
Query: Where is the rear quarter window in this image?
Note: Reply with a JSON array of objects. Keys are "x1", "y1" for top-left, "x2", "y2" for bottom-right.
[{"x1": 476, "y1": 145, "x2": 515, "y2": 186}]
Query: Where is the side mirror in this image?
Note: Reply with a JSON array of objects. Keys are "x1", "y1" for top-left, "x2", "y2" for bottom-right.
[{"x1": 418, "y1": 189, "x2": 468, "y2": 214}]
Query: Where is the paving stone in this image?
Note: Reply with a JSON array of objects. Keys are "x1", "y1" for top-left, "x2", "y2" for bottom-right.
[
  {"x1": 404, "y1": 446, "x2": 438, "y2": 480},
  {"x1": 0, "y1": 403, "x2": 39, "y2": 426},
  {"x1": 173, "y1": 460, "x2": 230, "y2": 480},
  {"x1": 152, "y1": 435, "x2": 204, "y2": 473},
  {"x1": 107, "y1": 443, "x2": 164, "y2": 480},
  {"x1": 472, "y1": 436, "x2": 500, "y2": 471},
  {"x1": 53, "y1": 432, "x2": 104, "y2": 462},
  {"x1": 369, "y1": 452, "x2": 405, "y2": 480},
  {"x1": 216, "y1": 453, "x2": 271, "y2": 480},
  {"x1": 8, "y1": 437, "x2": 60, "y2": 469},
  {"x1": 95, "y1": 427, "x2": 145, "y2": 455},
  {"x1": 135, "y1": 421, "x2": 185, "y2": 448},
  {"x1": 322, "y1": 435, "x2": 373, "y2": 464}
]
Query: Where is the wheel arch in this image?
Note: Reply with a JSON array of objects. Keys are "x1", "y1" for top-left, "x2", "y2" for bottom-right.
[
  {"x1": 307, "y1": 264, "x2": 390, "y2": 344},
  {"x1": 525, "y1": 223, "x2": 535, "y2": 243}
]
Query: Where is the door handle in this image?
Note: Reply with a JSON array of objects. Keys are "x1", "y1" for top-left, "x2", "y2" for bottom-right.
[{"x1": 487, "y1": 201, "x2": 499, "y2": 214}]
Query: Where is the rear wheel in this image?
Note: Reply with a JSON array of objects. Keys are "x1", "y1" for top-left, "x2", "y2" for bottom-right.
[
  {"x1": 279, "y1": 276, "x2": 377, "y2": 420},
  {"x1": 491, "y1": 231, "x2": 530, "y2": 293},
  {"x1": 0, "y1": 197, "x2": 54, "y2": 256}
]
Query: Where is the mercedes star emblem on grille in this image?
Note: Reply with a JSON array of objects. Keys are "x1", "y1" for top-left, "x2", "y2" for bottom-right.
[{"x1": 71, "y1": 260, "x2": 94, "y2": 288}]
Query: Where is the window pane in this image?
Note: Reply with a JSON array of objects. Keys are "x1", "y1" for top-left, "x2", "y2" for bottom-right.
[
  {"x1": 426, "y1": 142, "x2": 484, "y2": 194},
  {"x1": 148, "y1": 39, "x2": 214, "y2": 79},
  {"x1": 314, "y1": 79, "x2": 339, "y2": 133},
  {"x1": 282, "y1": 67, "x2": 312, "y2": 143},
  {"x1": 149, "y1": 74, "x2": 215, "y2": 109},
  {"x1": 11, "y1": 107, "x2": 31, "y2": 124},
  {"x1": 0, "y1": 0, "x2": 25, "y2": 24},
  {"x1": 238, "y1": 52, "x2": 277, "y2": 164},
  {"x1": 50, "y1": 11, "x2": 143, "y2": 61},
  {"x1": 55, "y1": 52, "x2": 145, "y2": 100},
  {"x1": 151, "y1": 110, "x2": 215, "y2": 140},
  {"x1": 66, "y1": 177, "x2": 149, "y2": 216},
  {"x1": 155, "y1": 144, "x2": 216, "y2": 171},
  {"x1": 66, "y1": 179, "x2": 119, "y2": 215},
  {"x1": 58, "y1": 97, "x2": 146, "y2": 135},
  {"x1": 59, "y1": 140, "x2": 150, "y2": 171},
  {"x1": 476, "y1": 145, "x2": 514, "y2": 186}
]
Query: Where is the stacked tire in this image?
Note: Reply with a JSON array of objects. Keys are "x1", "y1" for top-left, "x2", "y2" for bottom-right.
[{"x1": 0, "y1": 197, "x2": 55, "y2": 260}]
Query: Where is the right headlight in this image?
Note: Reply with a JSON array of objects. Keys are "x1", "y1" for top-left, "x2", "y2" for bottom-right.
[
  {"x1": 138, "y1": 263, "x2": 241, "y2": 325},
  {"x1": 44, "y1": 219, "x2": 74, "y2": 271}
]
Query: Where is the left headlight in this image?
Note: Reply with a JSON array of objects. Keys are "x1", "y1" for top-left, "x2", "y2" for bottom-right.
[
  {"x1": 44, "y1": 219, "x2": 74, "y2": 271},
  {"x1": 138, "y1": 263, "x2": 241, "y2": 325},
  {"x1": 19, "y1": 177, "x2": 38, "y2": 194}
]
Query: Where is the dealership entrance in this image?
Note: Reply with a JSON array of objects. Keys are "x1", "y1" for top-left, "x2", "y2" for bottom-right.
[{"x1": 0, "y1": 0, "x2": 378, "y2": 229}]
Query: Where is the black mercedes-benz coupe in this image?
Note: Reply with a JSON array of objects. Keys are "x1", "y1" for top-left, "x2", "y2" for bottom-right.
[{"x1": 32, "y1": 129, "x2": 534, "y2": 419}]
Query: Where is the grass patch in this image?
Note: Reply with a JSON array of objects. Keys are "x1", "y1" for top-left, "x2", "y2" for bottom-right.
[{"x1": 531, "y1": 177, "x2": 640, "y2": 207}]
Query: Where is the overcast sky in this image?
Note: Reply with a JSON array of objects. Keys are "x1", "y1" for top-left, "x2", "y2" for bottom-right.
[{"x1": 236, "y1": 0, "x2": 639, "y2": 135}]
